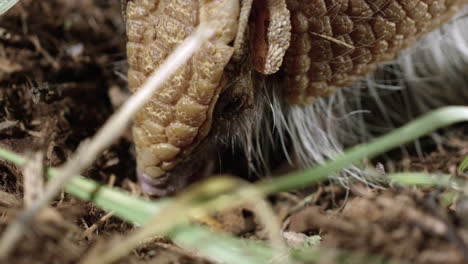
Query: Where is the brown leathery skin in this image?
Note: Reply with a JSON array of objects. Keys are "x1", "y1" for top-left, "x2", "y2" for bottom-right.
[
  {"x1": 126, "y1": 0, "x2": 239, "y2": 195},
  {"x1": 126, "y1": 0, "x2": 466, "y2": 196},
  {"x1": 283, "y1": 0, "x2": 464, "y2": 105}
]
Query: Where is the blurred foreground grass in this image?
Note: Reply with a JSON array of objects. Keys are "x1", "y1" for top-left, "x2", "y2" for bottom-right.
[{"x1": 0, "y1": 106, "x2": 467, "y2": 263}]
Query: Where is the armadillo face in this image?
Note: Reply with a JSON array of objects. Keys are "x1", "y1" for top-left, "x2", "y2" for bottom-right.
[{"x1": 126, "y1": 0, "x2": 465, "y2": 196}]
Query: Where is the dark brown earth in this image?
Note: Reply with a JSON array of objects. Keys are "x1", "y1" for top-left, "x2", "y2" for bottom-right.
[{"x1": 0, "y1": 1, "x2": 467, "y2": 263}]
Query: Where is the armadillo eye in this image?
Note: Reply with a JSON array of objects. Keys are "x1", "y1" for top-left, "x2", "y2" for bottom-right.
[{"x1": 220, "y1": 95, "x2": 246, "y2": 119}]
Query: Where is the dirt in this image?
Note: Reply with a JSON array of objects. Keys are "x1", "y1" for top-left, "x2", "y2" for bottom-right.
[{"x1": 0, "y1": 1, "x2": 467, "y2": 263}]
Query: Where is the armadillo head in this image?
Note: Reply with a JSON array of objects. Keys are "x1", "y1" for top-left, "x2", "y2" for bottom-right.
[
  {"x1": 125, "y1": 0, "x2": 291, "y2": 196},
  {"x1": 126, "y1": 0, "x2": 463, "y2": 196}
]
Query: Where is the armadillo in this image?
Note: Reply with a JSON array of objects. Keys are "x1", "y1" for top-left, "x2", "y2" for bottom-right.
[{"x1": 124, "y1": 0, "x2": 468, "y2": 196}]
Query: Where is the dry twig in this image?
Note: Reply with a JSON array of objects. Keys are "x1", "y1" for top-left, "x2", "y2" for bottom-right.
[{"x1": 0, "y1": 23, "x2": 216, "y2": 259}]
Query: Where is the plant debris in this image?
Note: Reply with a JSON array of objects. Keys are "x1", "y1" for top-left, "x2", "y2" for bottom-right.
[{"x1": 0, "y1": 1, "x2": 467, "y2": 263}]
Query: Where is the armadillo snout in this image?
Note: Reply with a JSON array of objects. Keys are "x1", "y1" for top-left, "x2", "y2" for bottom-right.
[{"x1": 137, "y1": 169, "x2": 172, "y2": 196}]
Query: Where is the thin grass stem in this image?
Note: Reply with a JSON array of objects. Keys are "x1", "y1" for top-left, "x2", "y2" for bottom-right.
[{"x1": 257, "y1": 106, "x2": 468, "y2": 194}]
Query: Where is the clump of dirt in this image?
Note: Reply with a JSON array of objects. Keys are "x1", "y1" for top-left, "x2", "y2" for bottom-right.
[
  {"x1": 1, "y1": 1, "x2": 468, "y2": 264},
  {"x1": 0, "y1": 0, "x2": 150, "y2": 263}
]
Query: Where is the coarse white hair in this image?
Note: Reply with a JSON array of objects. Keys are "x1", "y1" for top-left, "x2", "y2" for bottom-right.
[{"x1": 220, "y1": 7, "x2": 468, "y2": 186}]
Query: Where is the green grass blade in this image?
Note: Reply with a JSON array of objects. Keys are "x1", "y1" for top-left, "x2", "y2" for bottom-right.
[
  {"x1": 0, "y1": 0, "x2": 20, "y2": 15},
  {"x1": 459, "y1": 156, "x2": 468, "y2": 172},
  {"x1": 0, "y1": 147, "x2": 164, "y2": 225},
  {"x1": 390, "y1": 172, "x2": 455, "y2": 187},
  {"x1": 170, "y1": 226, "x2": 272, "y2": 264},
  {"x1": 257, "y1": 106, "x2": 468, "y2": 194}
]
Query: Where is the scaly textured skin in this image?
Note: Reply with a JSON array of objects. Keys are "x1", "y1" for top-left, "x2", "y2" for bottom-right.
[
  {"x1": 283, "y1": 0, "x2": 463, "y2": 105},
  {"x1": 126, "y1": 0, "x2": 466, "y2": 195},
  {"x1": 126, "y1": 0, "x2": 238, "y2": 194}
]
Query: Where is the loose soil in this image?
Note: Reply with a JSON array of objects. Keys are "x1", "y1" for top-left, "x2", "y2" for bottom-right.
[{"x1": 0, "y1": 1, "x2": 467, "y2": 263}]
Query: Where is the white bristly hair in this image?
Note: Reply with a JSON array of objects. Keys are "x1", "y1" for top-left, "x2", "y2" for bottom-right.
[{"x1": 222, "y1": 7, "x2": 468, "y2": 187}]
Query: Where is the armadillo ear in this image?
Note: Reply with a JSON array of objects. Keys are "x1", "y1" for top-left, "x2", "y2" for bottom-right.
[{"x1": 251, "y1": 0, "x2": 291, "y2": 75}]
